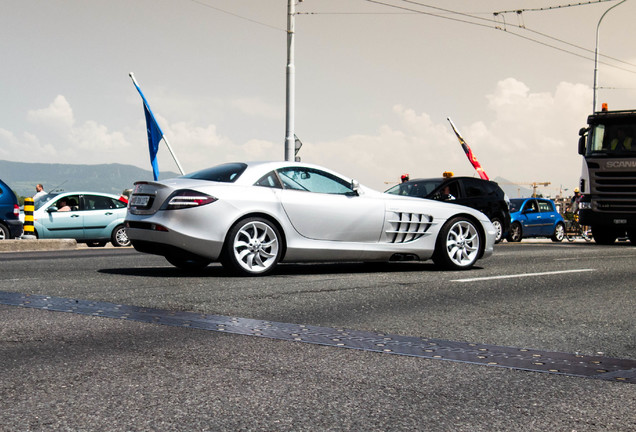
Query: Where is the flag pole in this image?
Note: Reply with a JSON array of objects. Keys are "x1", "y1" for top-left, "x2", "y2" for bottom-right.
[
  {"x1": 129, "y1": 72, "x2": 185, "y2": 176},
  {"x1": 447, "y1": 117, "x2": 490, "y2": 181}
]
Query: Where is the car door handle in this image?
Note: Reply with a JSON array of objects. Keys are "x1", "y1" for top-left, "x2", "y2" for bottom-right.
[
  {"x1": 105, "y1": 212, "x2": 113, "y2": 215},
  {"x1": 71, "y1": 214, "x2": 80, "y2": 218}
]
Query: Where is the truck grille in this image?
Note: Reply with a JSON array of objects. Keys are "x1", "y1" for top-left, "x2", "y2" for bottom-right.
[
  {"x1": 591, "y1": 170, "x2": 636, "y2": 213},
  {"x1": 385, "y1": 212, "x2": 433, "y2": 243}
]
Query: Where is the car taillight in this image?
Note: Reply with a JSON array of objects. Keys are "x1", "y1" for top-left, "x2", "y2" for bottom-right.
[
  {"x1": 13, "y1": 204, "x2": 19, "y2": 216},
  {"x1": 165, "y1": 190, "x2": 217, "y2": 210}
]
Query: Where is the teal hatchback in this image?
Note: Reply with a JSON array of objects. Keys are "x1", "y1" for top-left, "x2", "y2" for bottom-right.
[{"x1": 31, "y1": 192, "x2": 130, "y2": 247}]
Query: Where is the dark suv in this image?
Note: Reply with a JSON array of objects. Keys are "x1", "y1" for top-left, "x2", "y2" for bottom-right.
[
  {"x1": 386, "y1": 176, "x2": 511, "y2": 243},
  {"x1": 0, "y1": 178, "x2": 23, "y2": 240}
]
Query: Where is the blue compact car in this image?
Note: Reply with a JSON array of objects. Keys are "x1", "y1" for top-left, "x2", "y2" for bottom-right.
[
  {"x1": 0, "y1": 178, "x2": 23, "y2": 240},
  {"x1": 507, "y1": 198, "x2": 565, "y2": 242},
  {"x1": 31, "y1": 192, "x2": 130, "y2": 247}
]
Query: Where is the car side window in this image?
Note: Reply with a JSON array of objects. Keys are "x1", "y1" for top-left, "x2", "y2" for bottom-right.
[
  {"x1": 538, "y1": 201, "x2": 552, "y2": 213},
  {"x1": 523, "y1": 200, "x2": 538, "y2": 213},
  {"x1": 255, "y1": 172, "x2": 283, "y2": 189},
  {"x1": 109, "y1": 198, "x2": 127, "y2": 209},
  {"x1": 85, "y1": 195, "x2": 114, "y2": 210},
  {"x1": 277, "y1": 167, "x2": 353, "y2": 195},
  {"x1": 463, "y1": 179, "x2": 484, "y2": 198},
  {"x1": 54, "y1": 195, "x2": 80, "y2": 211}
]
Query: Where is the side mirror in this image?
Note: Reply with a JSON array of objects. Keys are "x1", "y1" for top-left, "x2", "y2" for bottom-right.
[
  {"x1": 578, "y1": 128, "x2": 587, "y2": 155},
  {"x1": 578, "y1": 137, "x2": 586, "y2": 155},
  {"x1": 351, "y1": 179, "x2": 361, "y2": 196},
  {"x1": 47, "y1": 207, "x2": 58, "y2": 213}
]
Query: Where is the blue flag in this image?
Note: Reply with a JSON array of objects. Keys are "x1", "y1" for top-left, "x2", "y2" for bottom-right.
[{"x1": 131, "y1": 76, "x2": 163, "y2": 181}]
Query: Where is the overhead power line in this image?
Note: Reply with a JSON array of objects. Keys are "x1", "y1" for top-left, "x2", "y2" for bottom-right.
[
  {"x1": 495, "y1": 0, "x2": 617, "y2": 14},
  {"x1": 359, "y1": 0, "x2": 636, "y2": 75},
  {"x1": 188, "y1": 0, "x2": 285, "y2": 32}
]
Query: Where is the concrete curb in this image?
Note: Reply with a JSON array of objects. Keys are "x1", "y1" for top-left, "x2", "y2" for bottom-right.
[{"x1": 0, "y1": 239, "x2": 77, "y2": 252}]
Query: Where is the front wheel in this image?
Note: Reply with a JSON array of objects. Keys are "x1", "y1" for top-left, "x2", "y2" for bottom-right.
[
  {"x1": 506, "y1": 222, "x2": 523, "y2": 242},
  {"x1": 111, "y1": 224, "x2": 131, "y2": 247},
  {"x1": 592, "y1": 226, "x2": 616, "y2": 245},
  {"x1": 221, "y1": 217, "x2": 283, "y2": 276},
  {"x1": 551, "y1": 222, "x2": 565, "y2": 242},
  {"x1": 432, "y1": 217, "x2": 481, "y2": 270}
]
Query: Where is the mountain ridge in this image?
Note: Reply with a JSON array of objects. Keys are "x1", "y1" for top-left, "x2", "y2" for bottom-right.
[{"x1": 0, "y1": 160, "x2": 179, "y2": 198}]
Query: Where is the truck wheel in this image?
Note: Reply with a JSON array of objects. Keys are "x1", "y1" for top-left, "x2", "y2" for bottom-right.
[{"x1": 592, "y1": 226, "x2": 616, "y2": 245}]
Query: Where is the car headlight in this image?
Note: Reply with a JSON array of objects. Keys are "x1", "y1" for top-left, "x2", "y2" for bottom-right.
[
  {"x1": 579, "y1": 202, "x2": 592, "y2": 210},
  {"x1": 164, "y1": 190, "x2": 217, "y2": 210}
]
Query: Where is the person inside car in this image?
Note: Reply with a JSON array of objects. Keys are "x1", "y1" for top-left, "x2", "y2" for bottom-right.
[
  {"x1": 56, "y1": 199, "x2": 71, "y2": 212},
  {"x1": 442, "y1": 186, "x2": 456, "y2": 200}
]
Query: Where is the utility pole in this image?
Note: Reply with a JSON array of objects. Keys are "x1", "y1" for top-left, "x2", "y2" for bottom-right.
[
  {"x1": 593, "y1": 0, "x2": 626, "y2": 113},
  {"x1": 284, "y1": 0, "x2": 298, "y2": 161}
]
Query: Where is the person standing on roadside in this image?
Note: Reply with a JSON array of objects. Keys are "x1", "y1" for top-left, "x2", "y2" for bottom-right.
[{"x1": 33, "y1": 183, "x2": 46, "y2": 200}]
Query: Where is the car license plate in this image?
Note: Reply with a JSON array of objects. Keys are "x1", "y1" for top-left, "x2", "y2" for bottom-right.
[{"x1": 131, "y1": 195, "x2": 150, "y2": 207}]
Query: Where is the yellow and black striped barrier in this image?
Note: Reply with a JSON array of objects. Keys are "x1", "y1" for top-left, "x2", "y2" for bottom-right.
[{"x1": 23, "y1": 197, "x2": 36, "y2": 238}]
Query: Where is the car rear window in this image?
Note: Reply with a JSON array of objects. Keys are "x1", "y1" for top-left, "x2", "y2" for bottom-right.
[{"x1": 181, "y1": 163, "x2": 248, "y2": 183}]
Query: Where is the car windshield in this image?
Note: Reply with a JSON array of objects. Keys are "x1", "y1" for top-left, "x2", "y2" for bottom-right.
[
  {"x1": 181, "y1": 163, "x2": 248, "y2": 182},
  {"x1": 385, "y1": 179, "x2": 444, "y2": 197},
  {"x1": 34, "y1": 193, "x2": 59, "y2": 210},
  {"x1": 509, "y1": 199, "x2": 525, "y2": 213}
]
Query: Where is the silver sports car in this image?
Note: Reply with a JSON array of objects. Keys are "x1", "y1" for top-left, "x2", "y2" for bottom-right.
[{"x1": 125, "y1": 161, "x2": 495, "y2": 275}]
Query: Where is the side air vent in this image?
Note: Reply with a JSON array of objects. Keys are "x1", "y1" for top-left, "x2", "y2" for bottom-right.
[{"x1": 385, "y1": 212, "x2": 434, "y2": 243}]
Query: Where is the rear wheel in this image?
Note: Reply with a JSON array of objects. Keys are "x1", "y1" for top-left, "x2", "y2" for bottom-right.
[
  {"x1": 507, "y1": 222, "x2": 523, "y2": 242},
  {"x1": 221, "y1": 217, "x2": 283, "y2": 276},
  {"x1": 551, "y1": 222, "x2": 565, "y2": 242},
  {"x1": 0, "y1": 224, "x2": 9, "y2": 240},
  {"x1": 491, "y1": 218, "x2": 504, "y2": 244},
  {"x1": 111, "y1": 224, "x2": 131, "y2": 247},
  {"x1": 432, "y1": 217, "x2": 481, "y2": 270}
]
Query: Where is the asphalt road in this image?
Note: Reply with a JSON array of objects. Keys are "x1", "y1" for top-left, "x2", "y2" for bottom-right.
[{"x1": 1, "y1": 242, "x2": 635, "y2": 431}]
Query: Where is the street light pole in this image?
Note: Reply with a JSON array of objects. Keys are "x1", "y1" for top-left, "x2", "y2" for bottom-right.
[
  {"x1": 284, "y1": 0, "x2": 297, "y2": 161},
  {"x1": 593, "y1": 0, "x2": 627, "y2": 113}
]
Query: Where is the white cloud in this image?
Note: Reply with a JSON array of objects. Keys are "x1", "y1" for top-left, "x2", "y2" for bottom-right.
[
  {"x1": 27, "y1": 95, "x2": 74, "y2": 130},
  {"x1": 0, "y1": 80, "x2": 594, "y2": 196},
  {"x1": 300, "y1": 78, "x2": 592, "y2": 194}
]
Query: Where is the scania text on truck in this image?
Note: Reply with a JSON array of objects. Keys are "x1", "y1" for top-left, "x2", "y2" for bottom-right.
[{"x1": 577, "y1": 105, "x2": 636, "y2": 244}]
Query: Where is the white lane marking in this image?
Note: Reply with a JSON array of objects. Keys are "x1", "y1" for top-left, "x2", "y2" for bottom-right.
[
  {"x1": 555, "y1": 254, "x2": 636, "y2": 261},
  {"x1": 452, "y1": 269, "x2": 596, "y2": 283}
]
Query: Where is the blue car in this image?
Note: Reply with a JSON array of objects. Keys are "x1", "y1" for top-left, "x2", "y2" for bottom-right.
[
  {"x1": 30, "y1": 192, "x2": 130, "y2": 247},
  {"x1": 506, "y1": 198, "x2": 565, "y2": 242},
  {"x1": 0, "y1": 178, "x2": 23, "y2": 240}
]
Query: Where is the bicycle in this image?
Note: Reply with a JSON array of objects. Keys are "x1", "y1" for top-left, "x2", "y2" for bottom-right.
[{"x1": 563, "y1": 212, "x2": 592, "y2": 242}]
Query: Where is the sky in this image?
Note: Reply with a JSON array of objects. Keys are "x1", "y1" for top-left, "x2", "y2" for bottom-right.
[{"x1": 2, "y1": 0, "x2": 636, "y2": 196}]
